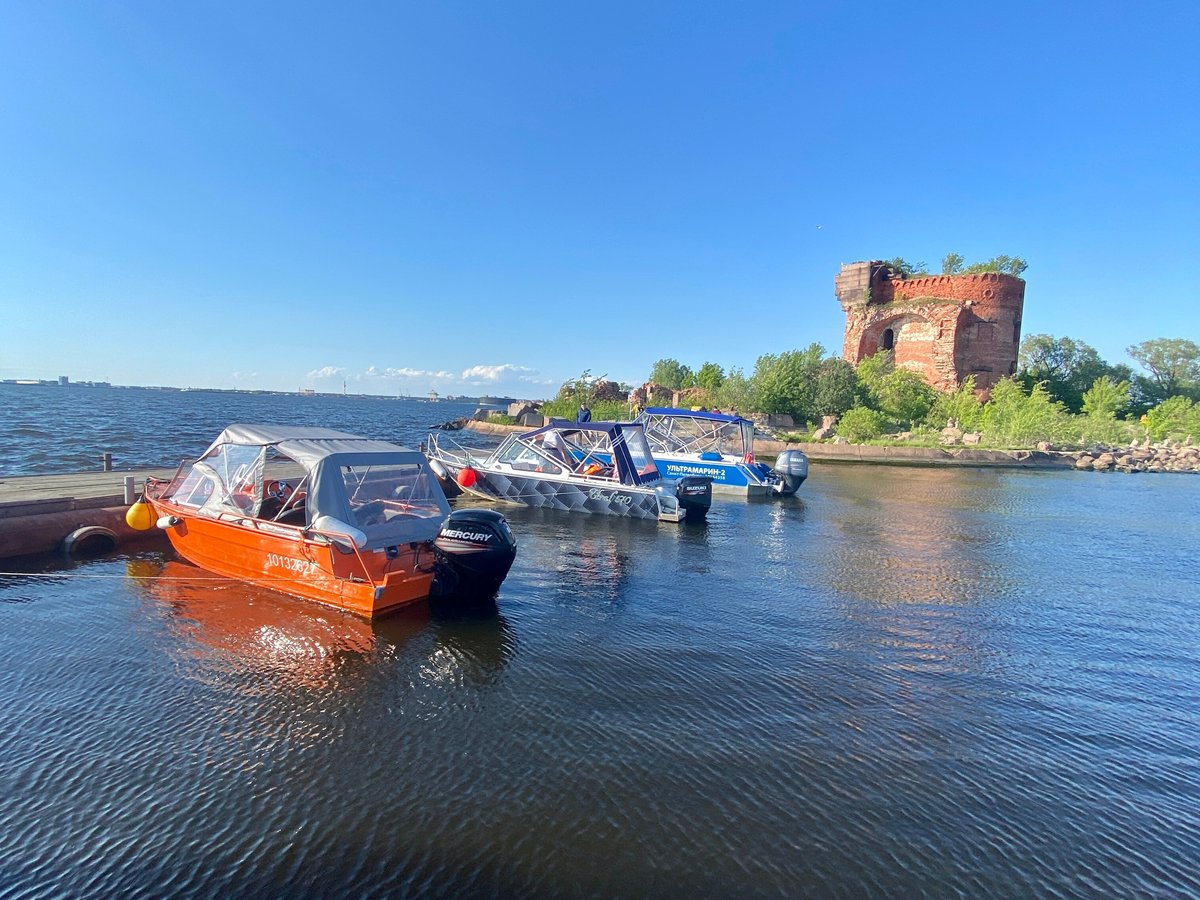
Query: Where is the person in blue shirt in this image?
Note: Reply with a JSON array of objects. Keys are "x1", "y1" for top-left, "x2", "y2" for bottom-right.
[{"x1": 576, "y1": 403, "x2": 592, "y2": 423}]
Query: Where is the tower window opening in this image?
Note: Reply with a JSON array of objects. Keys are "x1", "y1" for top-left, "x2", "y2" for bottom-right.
[{"x1": 881, "y1": 328, "x2": 895, "y2": 351}]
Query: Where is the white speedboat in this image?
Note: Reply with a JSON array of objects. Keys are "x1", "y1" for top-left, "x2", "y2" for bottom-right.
[
  {"x1": 426, "y1": 420, "x2": 711, "y2": 523},
  {"x1": 633, "y1": 407, "x2": 808, "y2": 498}
]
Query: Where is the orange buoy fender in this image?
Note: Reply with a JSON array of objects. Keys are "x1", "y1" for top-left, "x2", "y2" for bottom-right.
[{"x1": 457, "y1": 467, "x2": 478, "y2": 488}]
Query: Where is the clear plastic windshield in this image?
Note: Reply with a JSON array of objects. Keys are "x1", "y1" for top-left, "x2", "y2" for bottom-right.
[
  {"x1": 621, "y1": 428, "x2": 661, "y2": 481},
  {"x1": 643, "y1": 414, "x2": 747, "y2": 456},
  {"x1": 339, "y1": 462, "x2": 447, "y2": 531},
  {"x1": 165, "y1": 443, "x2": 263, "y2": 516}
]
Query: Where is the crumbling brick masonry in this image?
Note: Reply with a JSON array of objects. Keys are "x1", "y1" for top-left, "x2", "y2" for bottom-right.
[{"x1": 836, "y1": 261, "x2": 1025, "y2": 393}]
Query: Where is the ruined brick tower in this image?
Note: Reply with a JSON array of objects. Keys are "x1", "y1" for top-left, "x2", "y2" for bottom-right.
[{"x1": 835, "y1": 261, "x2": 1026, "y2": 393}]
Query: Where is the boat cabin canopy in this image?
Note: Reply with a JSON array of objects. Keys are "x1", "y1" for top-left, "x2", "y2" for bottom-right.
[
  {"x1": 514, "y1": 420, "x2": 663, "y2": 486},
  {"x1": 163, "y1": 424, "x2": 451, "y2": 549},
  {"x1": 636, "y1": 407, "x2": 756, "y2": 458}
]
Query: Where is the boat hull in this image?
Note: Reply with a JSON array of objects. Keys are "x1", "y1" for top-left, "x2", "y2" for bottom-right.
[
  {"x1": 653, "y1": 457, "x2": 776, "y2": 499},
  {"x1": 452, "y1": 467, "x2": 665, "y2": 520},
  {"x1": 147, "y1": 498, "x2": 436, "y2": 618}
]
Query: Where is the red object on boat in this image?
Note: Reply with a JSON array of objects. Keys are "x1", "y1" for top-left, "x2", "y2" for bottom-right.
[{"x1": 457, "y1": 467, "x2": 478, "y2": 488}]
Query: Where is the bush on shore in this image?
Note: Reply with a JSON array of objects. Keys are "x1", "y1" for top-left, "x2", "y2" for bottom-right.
[{"x1": 538, "y1": 347, "x2": 1200, "y2": 449}]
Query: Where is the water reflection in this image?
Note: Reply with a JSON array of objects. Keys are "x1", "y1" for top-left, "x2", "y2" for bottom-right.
[
  {"x1": 127, "y1": 556, "x2": 516, "y2": 690},
  {"x1": 816, "y1": 466, "x2": 1022, "y2": 606},
  {"x1": 494, "y1": 507, "x2": 650, "y2": 617}
]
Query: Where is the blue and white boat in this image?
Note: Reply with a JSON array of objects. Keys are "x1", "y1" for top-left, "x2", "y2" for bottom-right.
[
  {"x1": 633, "y1": 407, "x2": 808, "y2": 499},
  {"x1": 426, "y1": 420, "x2": 712, "y2": 523}
]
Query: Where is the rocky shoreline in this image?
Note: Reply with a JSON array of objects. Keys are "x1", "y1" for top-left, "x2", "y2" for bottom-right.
[{"x1": 1072, "y1": 440, "x2": 1200, "y2": 474}]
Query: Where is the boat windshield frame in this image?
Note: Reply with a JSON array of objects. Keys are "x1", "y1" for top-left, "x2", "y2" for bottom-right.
[
  {"x1": 515, "y1": 420, "x2": 663, "y2": 486},
  {"x1": 637, "y1": 408, "x2": 753, "y2": 457}
]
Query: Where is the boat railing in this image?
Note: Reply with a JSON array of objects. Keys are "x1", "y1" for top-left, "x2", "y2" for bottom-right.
[{"x1": 428, "y1": 431, "x2": 494, "y2": 467}]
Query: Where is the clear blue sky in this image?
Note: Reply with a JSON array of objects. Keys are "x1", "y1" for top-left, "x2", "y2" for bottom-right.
[{"x1": 2, "y1": 1, "x2": 1197, "y2": 398}]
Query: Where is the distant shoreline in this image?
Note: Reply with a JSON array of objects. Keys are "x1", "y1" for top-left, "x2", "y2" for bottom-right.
[{"x1": 0, "y1": 381, "x2": 492, "y2": 403}]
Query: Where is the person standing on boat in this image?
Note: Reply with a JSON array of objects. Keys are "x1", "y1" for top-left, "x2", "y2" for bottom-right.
[{"x1": 576, "y1": 403, "x2": 592, "y2": 423}]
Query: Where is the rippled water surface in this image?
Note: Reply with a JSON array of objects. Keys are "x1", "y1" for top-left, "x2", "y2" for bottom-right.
[
  {"x1": 2, "y1": 386, "x2": 1199, "y2": 897},
  {"x1": 0, "y1": 383, "x2": 482, "y2": 475}
]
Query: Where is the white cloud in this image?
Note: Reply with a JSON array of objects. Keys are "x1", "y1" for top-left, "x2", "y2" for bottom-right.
[
  {"x1": 303, "y1": 361, "x2": 556, "y2": 394},
  {"x1": 231, "y1": 371, "x2": 259, "y2": 382},
  {"x1": 461, "y1": 363, "x2": 539, "y2": 383},
  {"x1": 306, "y1": 365, "x2": 347, "y2": 379},
  {"x1": 361, "y1": 366, "x2": 457, "y2": 381}
]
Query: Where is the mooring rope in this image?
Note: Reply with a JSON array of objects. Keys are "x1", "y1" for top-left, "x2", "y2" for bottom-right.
[
  {"x1": 0, "y1": 571, "x2": 242, "y2": 582},
  {"x1": 0, "y1": 570, "x2": 370, "y2": 589}
]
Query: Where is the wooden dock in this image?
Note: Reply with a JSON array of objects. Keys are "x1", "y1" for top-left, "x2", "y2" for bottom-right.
[{"x1": 0, "y1": 468, "x2": 177, "y2": 560}]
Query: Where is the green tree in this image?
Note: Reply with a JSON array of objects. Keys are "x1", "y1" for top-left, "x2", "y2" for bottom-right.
[
  {"x1": 942, "y1": 252, "x2": 964, "y2": 275},
  {"x1": 1080, "y1": 376, "x2": 1131, "y2": 419},
  {"x1": 556, "y1": 369, "x2": 602, "y2": 404},
  {"x1": 1079, "y1": 376, "x2": 1134, "y2": 445},
  {"x1": 877, "y1": 370, "x2": 937, "y2": 427},
  {"x1": 856, "y1": 351, "x2": 935, "y2": 427},
  {"x1": 1018, "y1": 334, "x2": 1119, "y2": 412},
  {"x1": 543, "y1": 370, "x2": 627, "y2": 420},
  {"x1": 837, "y1": 406, "x2": 886, "y2": 443},
  {"x1": 926, "y1": 376, "x2": 985, "y2": 432},
  {"x1": 715, "y1": 367, "x2": 754, "y2": 414},
  {"x1": 964, "y1": 255, "x2": 1028, "y2": 277},
  {"x1": 1142, "y1": 396, "x2": 1199, "y2": 441},
  {"x1": 649, "y1": 358, "x2": 694, "y2": 390},
  {"x1": 855, "y1": 349, "x2": 892, "y2": 392},
  {"x1": 886, "y1": 257, "x2": 928, "y2": 277},
  {"x1": 751, "y1": 343, "x2": 826, "y2": 420},
  {"x1": 1127, "y1": 338, "x2": 1200, "y2": 404},
  {"x1": 981, "y1": 378, "x2": 1071, "y2": 446},
  {"x1": 695, "y1": 362, "x2": 725, "y2": 393},
  {"x1": 812, "y1": 357, "x2": 862, "y2": 417}
]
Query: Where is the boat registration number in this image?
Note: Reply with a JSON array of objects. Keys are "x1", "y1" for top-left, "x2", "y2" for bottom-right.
[{"x1": 266, "y1": 553, "x2": 318, "y2": 577}]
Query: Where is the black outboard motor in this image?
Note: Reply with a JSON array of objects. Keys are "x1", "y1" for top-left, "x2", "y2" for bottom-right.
[
  {"x1": 430, "y1": 508, "x2": 517, "y2": 601},
  {"x1": 772, "y1": 449, "x2": 809, "y2": 497},
  {"x1": 675, "y1": 476, "x2": 712, "y2": 520}
]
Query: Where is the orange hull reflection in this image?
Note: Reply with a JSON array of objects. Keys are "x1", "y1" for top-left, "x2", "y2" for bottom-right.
[{"x1": 129, "y1": 558, "x2": 417, "y2": 682}]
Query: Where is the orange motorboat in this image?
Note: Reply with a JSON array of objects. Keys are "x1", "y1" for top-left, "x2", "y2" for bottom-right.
[{"x1": 133, "y1": 424, "x2": 516, "y2": 618}]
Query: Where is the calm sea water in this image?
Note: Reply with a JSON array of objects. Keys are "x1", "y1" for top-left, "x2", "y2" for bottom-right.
[{"x1": 2, "y1": 385, "x2": 1199, "y2": 897}]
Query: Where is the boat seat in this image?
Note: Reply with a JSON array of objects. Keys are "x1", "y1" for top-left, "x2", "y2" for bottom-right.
[
  {"x1": 274, "y1": 505, "x2": 308, "y2": 526},
  {"x1": 353, "y1": 500, "x2": 388, "y2": 527}
]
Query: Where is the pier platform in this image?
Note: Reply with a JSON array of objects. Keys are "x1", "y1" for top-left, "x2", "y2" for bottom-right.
[{"x1": 0, "y1": 468, "x2": 176, "y2": 560}]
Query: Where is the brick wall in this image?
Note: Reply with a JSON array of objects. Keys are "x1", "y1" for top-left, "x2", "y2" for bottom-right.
[{"x1": 836, "y1": 262, "x2": 1025, "y2": 393}]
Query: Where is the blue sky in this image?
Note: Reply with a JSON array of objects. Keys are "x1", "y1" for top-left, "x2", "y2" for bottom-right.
[{"x1": 2, "y1": 1, "x2": 1197, "y2": 398}]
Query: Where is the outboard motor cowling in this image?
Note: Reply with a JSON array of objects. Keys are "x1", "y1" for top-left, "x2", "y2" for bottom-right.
[
  {"x1": 431, "y1": 509, "x2": 517, "y2": 601},
  {"x1": 674, "y1": 475, "x2": 712, "y2": 520},
  {"x1": 772, "y1": 449, "x2": 809, "y2": 497}
]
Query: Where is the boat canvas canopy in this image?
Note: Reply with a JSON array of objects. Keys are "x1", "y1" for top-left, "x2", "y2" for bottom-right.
[
  {"x1": 200, "y1": 424, "x2": 409, "y2": 470},
  {"x1": 178, "y1": 424, "x2": 450, "y2": 549}
]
